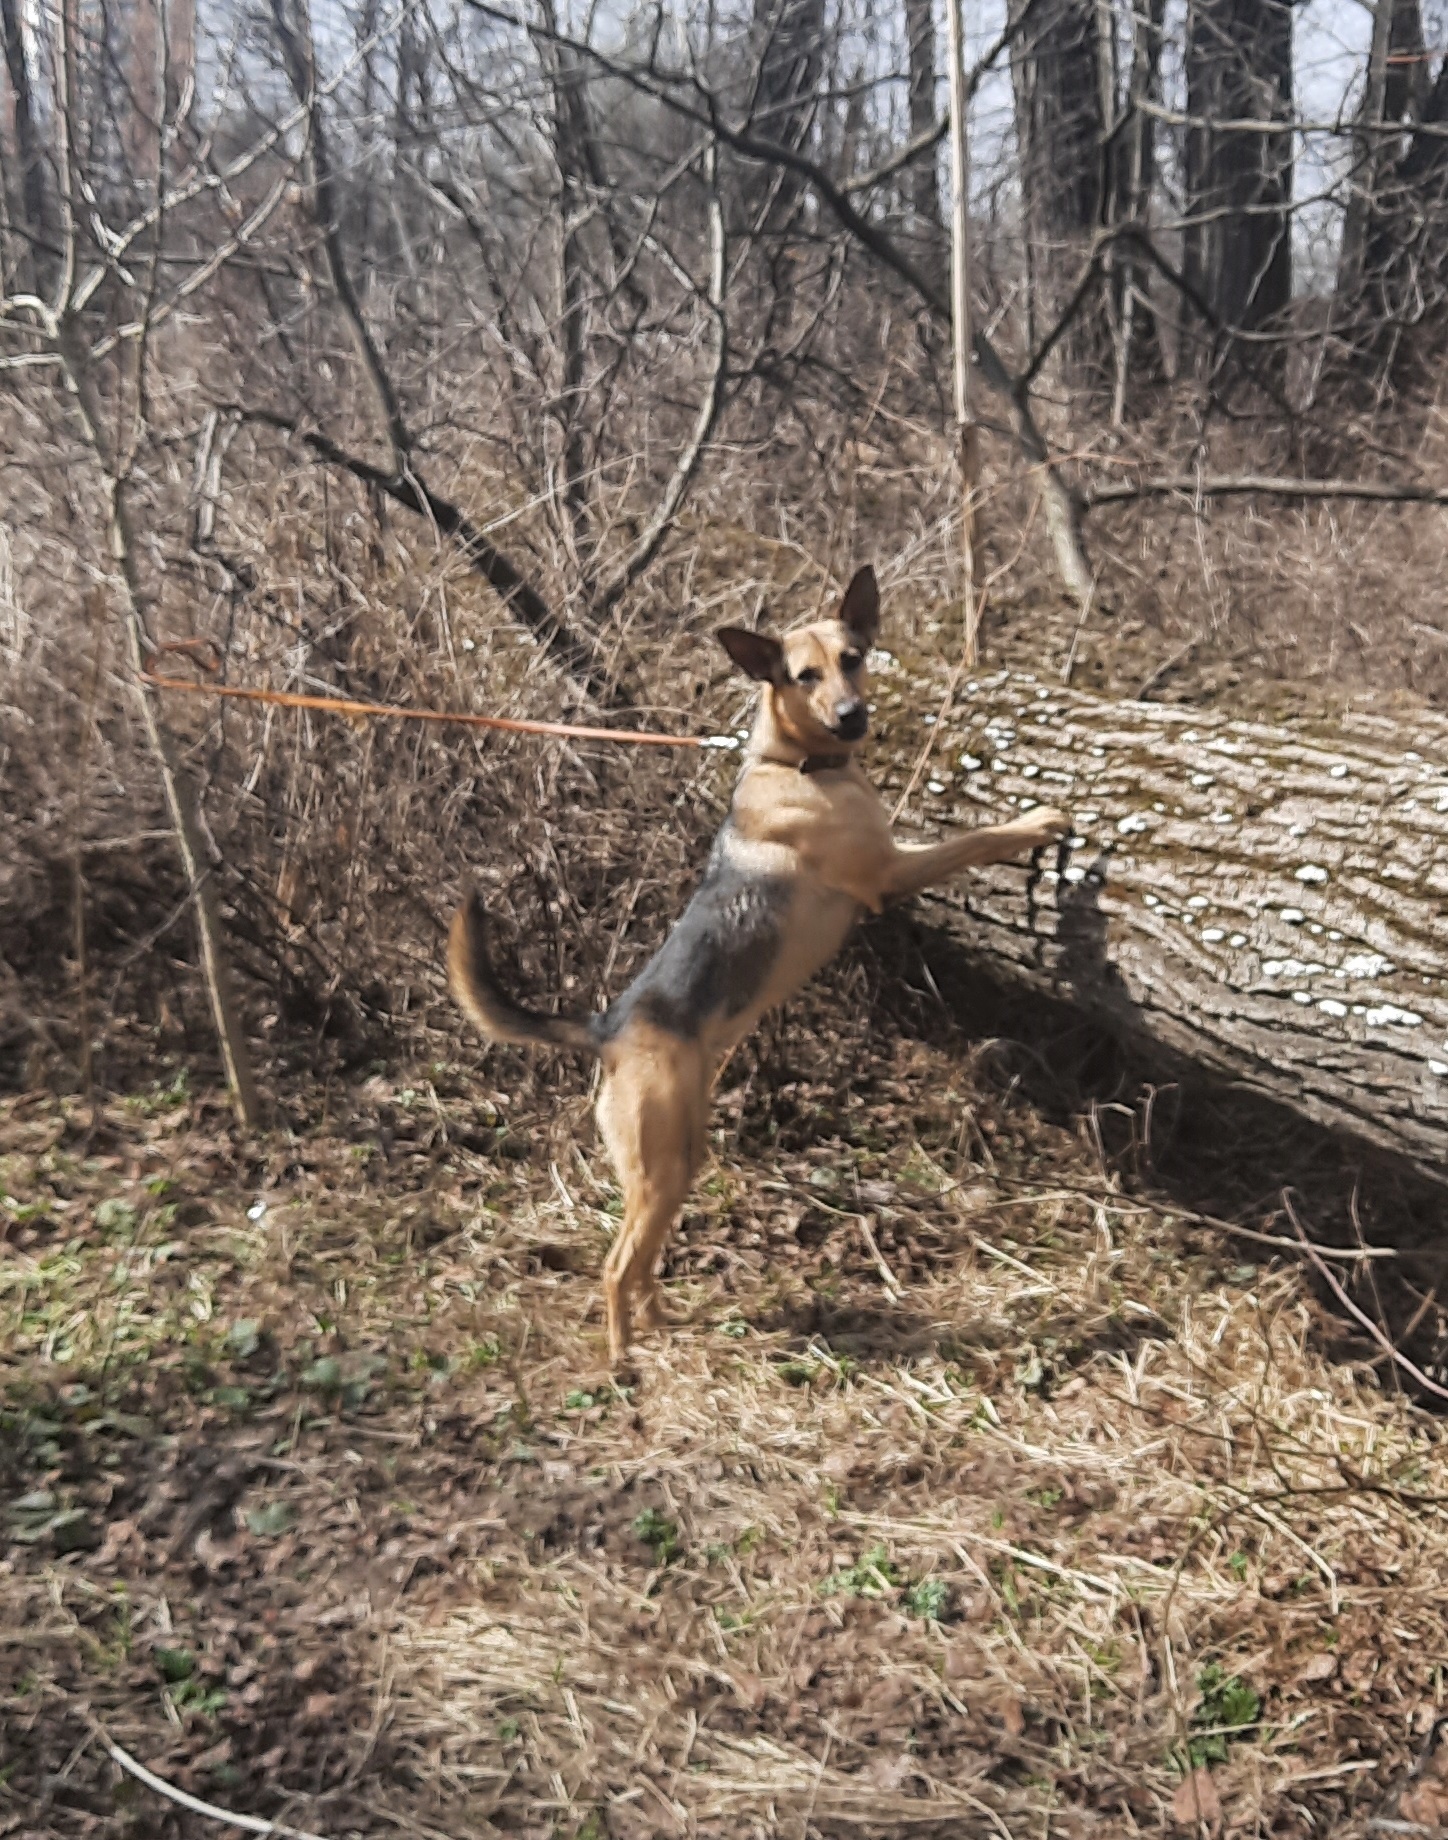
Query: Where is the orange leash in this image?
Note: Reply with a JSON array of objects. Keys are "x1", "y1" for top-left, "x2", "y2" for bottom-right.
[{"x1": 137, "y1": 671, "x2": 736, "y2": 751}]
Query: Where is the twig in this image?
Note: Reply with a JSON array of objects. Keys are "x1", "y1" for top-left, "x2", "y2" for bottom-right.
[
  {"x1": 857, "y1": 1215, "x2": 903, "y2": 1302},
  {"x1": 1087, "y1": 473, "x2": 1448, "y2": 509},
  {"x1": 1059, "y1": 569, "x2": 1100, "y2": 685},
  {"x1": 100, "y1": 1731, "x2": 332, "y2": 1840},
  {"x1": 980, "y1": 1170, "x2": 1397, "y2": 1262},
  {"x1": 1204, "y1": 1215, "x2": 1395, "y2": 1262},
  {"x1": 1286, "y1": 1196, "x2": 1448, "y2": 1402},
  {"x1": 1135, "y1": 636, "x2": 1202, "y2": 701},
  {"x1": 1364, "y1": 1275, "x2": 1443, "y2": 1368}
]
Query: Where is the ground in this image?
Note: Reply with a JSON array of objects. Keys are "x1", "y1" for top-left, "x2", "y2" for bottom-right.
[{"x1": 4, "y1": 1001, "x2": 1448, "y2": 1840}]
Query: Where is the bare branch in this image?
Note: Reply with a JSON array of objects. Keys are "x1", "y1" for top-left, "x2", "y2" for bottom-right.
[
  {"x1": 593, "y1": 153, "x2": 728, "y2": 618},
  {"x1": 229, "y1": 407, "x2": 622, "y2": 703},
  {"x1": 100, "y1": 1731, "x2": 331, "y2": 1840},
  {"x1": 461, "y1": 0, "x2": 1095, "y2": 606},
  {"x1": 1086, "y1": 473, "x2": 1448, "y2": 509},
  {"x1": 1287, "y1": 1198, "x2": 1448, "y2": 1404},
  {"x1": 840, "y1": 0, "x2": 1045, "y2": 197},
  {"x1": 267, "y1": 0, "x2": 412, "y2": 472}
]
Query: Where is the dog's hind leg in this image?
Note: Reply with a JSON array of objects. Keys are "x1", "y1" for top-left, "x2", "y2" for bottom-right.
[
  {"x1": 596, "y1": 1027, "x2": 708, "y2": 1367},
  {"x1": 630, "y1": 1056, "x2": 709, "y2": 1335}
]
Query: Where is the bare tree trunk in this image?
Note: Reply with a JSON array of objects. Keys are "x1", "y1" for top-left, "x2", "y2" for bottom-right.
[
  {"x1": 353, "y1": 0, "x2": 382, "y2": 278},
  {"x1": 904, "y1": 0, "x2": 941, "y2": 235},
  {"x1": 592, "y1": 147, "x2": 728, "y2": 619},
  {"x1": 34, "y1": 0, "x2": 261, "y2": 1127},
  {"x1": 0, "y1": 0, "x2": 52, "y2": 285},
  {"x1": 58, "y1": 327, "x2": 262, "y2": 1131},
  {"x1": 1351, "y1": 0, "x2": 1430, "y2": 271},
  {"x1": 1391, "y1": 51, "x2": 1448, "y2": 252},
  {"x1": 1109, "y1": 0, "x2": 1166, "y2": 420},
  {"x1": 538, "y1": 25, "x2": 597, "y2": 577},
  {"x1": 752, "y1": 0, "x2": 825, "y2": 224},
  {"x1": 893, "y1": 665, "x2": 1448, "y2": 1185},
  {"x1": 530, "y1": 10, "x2": 655, "y2": 593},
  {"x1": 1182, "y1": 0, "x2": 1294, "y2": 359},
  {"x1": 1355, "y1": 35, "x2": 1448, "y2": 387},
  {"x1": 944, "y1": 0, "x2": 981, "y2": 658},
  {"x1": 1337, "y1": 0, "x2": 1399, "y2": 305},
  {"x1": 1007, "y1": 0, "x2": 1109, "y2": 388}
]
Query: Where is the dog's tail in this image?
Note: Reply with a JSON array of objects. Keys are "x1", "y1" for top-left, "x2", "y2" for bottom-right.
[{"x1": 447, "y1": 889, "x2": 599, "y2": 1055}]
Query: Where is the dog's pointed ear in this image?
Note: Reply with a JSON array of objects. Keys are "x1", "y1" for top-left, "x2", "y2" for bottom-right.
[
  {"x1": 717, "y1": 626, "x2": 785, "y2": 684},
  {"x1": 837, "y1": 566, "x2": 879, "y2": 648}
]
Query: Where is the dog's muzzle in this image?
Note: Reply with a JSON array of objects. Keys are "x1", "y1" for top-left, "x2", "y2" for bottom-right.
[{"x1": 833, "y1": 703, "x2": 869, "y2": 742}]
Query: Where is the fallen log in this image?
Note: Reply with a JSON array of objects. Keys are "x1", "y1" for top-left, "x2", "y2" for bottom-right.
[{"x1": 871, "y1": 661, "x2": 1448, "y2": 1186}]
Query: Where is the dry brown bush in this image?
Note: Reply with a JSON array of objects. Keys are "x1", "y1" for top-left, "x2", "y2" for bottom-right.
[{"x1": 8, "y1": 384, "x2": 1448, "y2": 1104}]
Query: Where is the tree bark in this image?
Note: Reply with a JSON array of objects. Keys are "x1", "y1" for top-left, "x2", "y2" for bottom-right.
[
  {"x1": 904, "y1": 0, "x2": 941, "y2": 234},
  {"x1": 1393, "y1": 51, "x2": 1448, "y2": 232},
  {"x1": 877, "y1": 664, "x2": 1448, "y2": 1185},
  {"x1": 1356, "y1": 39, "x2": 1448, "y2": 386},
  {"x1": 1109, "y1": 0, "x2": 1166, "y2": 419},
  {"x1": 944, "y1": 0, "x2": 980, "y2": 657},
  {"x1": 751, "y1": 0, "x2": 825, "y2": 222},
  {"x1": 1008, "y1": 0, "x2": 1109, "y2": 388},
  {"x1": 0, "y1": 0, "x2": 53, "y2": 285},
  {"x1": 1182, "y1": 0, "x2": 1293, "y2": 357}
]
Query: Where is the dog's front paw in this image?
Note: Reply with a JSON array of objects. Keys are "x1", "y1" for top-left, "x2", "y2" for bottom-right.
[{"x1": 1012, "y1": 806, "x2": 1070, "y2": 849}]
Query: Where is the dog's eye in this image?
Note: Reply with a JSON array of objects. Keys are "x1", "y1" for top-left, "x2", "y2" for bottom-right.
[
  {"x1": 840, "y1": 651, "x2": 863, "y2": 673},
  {"x1": 794, "y1": 667, "x2": 822, "y2": 686}
]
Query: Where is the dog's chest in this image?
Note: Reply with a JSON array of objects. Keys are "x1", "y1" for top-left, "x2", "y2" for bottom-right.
[
  {"x1": 734, "y1": 763, "x2": 894, "y2": 892},
  {"x1": 694, "y1": 820, "x2": 862, "y2": 1047}
]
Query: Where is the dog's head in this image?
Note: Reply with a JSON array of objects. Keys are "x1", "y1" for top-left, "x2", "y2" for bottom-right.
[{"x1": 716, "y1": 566, "x2": 879, "y2": 751}]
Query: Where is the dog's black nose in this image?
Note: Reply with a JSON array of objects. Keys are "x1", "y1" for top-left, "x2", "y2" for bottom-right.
[{"x1": 834, "y1": 702, "x2": 869, "y2": 741}]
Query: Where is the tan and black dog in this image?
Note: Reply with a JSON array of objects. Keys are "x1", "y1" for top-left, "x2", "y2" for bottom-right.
[{"x1": 448, "y1": 566, "x2": 1068, "y2": 1367}]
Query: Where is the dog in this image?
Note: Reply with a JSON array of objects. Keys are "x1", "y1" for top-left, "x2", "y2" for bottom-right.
[{"x1": 448, "y1": 566, "x2": 1068, "y2": 1367}]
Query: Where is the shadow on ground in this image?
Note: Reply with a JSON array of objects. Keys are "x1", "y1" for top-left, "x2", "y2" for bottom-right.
[{"x1": 860, "y1": 906, "x2": 1448, "y2": 1402}]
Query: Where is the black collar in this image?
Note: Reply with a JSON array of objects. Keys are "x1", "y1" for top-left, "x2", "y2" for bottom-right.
[{"x1": 758, "y1": 751, "x2": 852, "y2": 775}]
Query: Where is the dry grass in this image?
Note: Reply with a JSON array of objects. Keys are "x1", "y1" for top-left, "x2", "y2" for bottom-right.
[{"x1": 4, "y1": 1009, "x2": 1447, "y2": 1838}]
